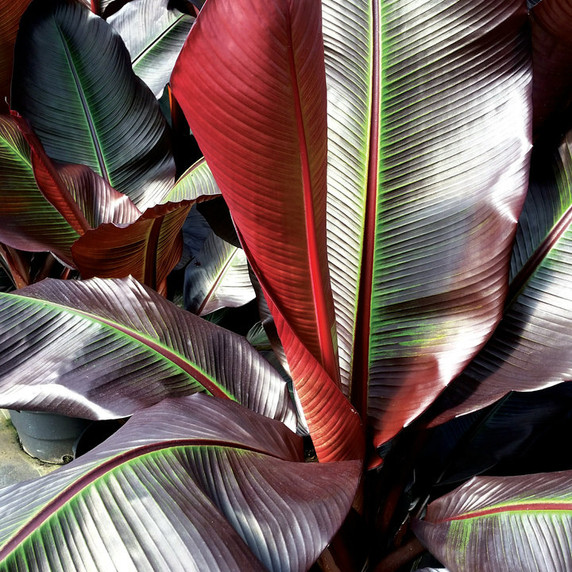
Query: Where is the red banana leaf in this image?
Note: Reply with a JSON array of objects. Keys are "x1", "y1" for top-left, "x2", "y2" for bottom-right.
[
  {"x1": 0, "y1": 276, "x2": 296, "y2": 426},
  {"x1": 71, "y1": 158, "x2": 221, "y2": 290},
  {"x1": 172, "y1": 0, "x2": 531, "y2": 457},
  {"x1": 0, "y1": 114, "x2": 86, "y2": 265},
  {"x1": 0, "y1": 393, "x2": 361, "y2": 571},
  {"x1": 11, "y1": 0, "x2": 176, "y2": 211},
  {"x1": 172, "y1": 0, "x2": 363, "y2": 462},
  {"x1": 321, "y1": 0, "x2": 531, "y2": 448},
  {"x1": 414, "y1": 470, "x2": 572, "y2": 571}
]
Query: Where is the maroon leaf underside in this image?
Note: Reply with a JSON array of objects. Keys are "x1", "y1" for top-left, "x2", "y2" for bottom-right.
[
  {"x1": 171, "y1": 0, "x2": 363, "y2": 462},
  {"x1": 72, "y1": 201, "x2": 191, "y2": 291}
]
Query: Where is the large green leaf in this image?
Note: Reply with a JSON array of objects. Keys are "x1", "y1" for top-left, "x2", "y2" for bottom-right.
[
  {"x1": 0, "y1": 276, "x2": 295, "y2": 426},
  {"x1": 0, "y1": 394, "x2": 361, "y2": 571},
  {"x1": 11, "y1": 0, "x2": 176, "y2": 210},
  {"x1": 172, "y1": 0, "x2": 363, "y2": 462},
  {"x1": 322, "y1": 0, "x2": 532, "y2": 447},
  {"x1": 107, "y1": 0, "x2": 194, "y2": 98},
  {"x1": 428, "y1": 127, "x2": 572, "y2": 424},
  {"x1": 413, "y1": 470, "x2": 572, "y2": 571}
]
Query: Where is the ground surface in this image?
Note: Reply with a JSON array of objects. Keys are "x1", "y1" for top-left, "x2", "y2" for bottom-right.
[{"x1": 0, "y1": 409, "x2": 58, "y2": 489}]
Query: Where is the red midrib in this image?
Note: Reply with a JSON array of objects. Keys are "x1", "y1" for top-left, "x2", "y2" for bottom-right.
[
  {"x1": 287, "y1": 20, "x2": 338, "y2": 383},
  {"x1": 351, "y1": 1, "x2": 380, "y2": 421},
  {"x1": 0, "y1": 439, "x2": 294, "y2": 560},
  {"x1": 438, "y1": 502, "x2": 572, "y2": 523}
]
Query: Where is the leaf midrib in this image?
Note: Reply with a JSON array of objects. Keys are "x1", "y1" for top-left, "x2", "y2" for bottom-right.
[
  {"x1": 131, "y1": 13, "x2": 191, "y2": 67},
  {"x1": 55, "y1": 22, "x2": 110, "y2": 182},
  {"x1": 0, "y1": 440, "x2": 290, "y2": 561},
  {"x1": 6, "y1": 291, "x2": 233, "y2": 400}
]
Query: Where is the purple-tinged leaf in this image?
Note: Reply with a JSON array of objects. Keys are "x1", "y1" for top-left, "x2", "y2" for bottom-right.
[
  {"x1": 58, "y1": 163, "x2": 141, "y2": 228},
  {"x1": 322, "y1": 0, "x2": 532, "y2": 448},
  {"x1": 184, "y1": 231, "x2": 255, "y2": 316},
  {"x1": 108, "y1": 0, "x2": 194, "y2": 98},
  {"x1": 0, "y1": 276, "x2": 295, "y2": 426},
  {"x1": 429, "y1": 128, "x2": 572, "y2": 424},
  {"x1": 11, "y1": 0, "x2": 176, "y2": 210},
  {"x1": 414, "y1": 470, "x2": 572, "y2": 572},
  {"x1": 0, "y1": 394, "x2": 361, "y2": 571}
]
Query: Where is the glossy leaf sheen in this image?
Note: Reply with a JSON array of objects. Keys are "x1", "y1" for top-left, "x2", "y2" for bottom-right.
[
  {"x1": 185, "y1": 231, "x2": 255, "y2": 315},
  {"x1": 172, "y1": 0, "x2": 363, "y2": 461},
  {"x1": 0, "y1": 394, "x2": 361, "y2": 571},
  {"x1": 0, "y1": 276, "x2": 295, "y2": 426},
  {"x1": 11, "y1": 0, "x2": 176, "y2": 210},
  {"x1": 322, "y1": 0, "x2": 531, "y2": 446},
  {"x1": 0, "y1": 115, "x2": 80, "y2": 264},
  {"x1": 430, "y1": 129, "x2": 572, "y2": 423},
  {"x1": 414, "y1": 470, "x2": 572, "y2": 571},
  {"x1": 108, "y1": 0, "x2": 194, "y2": 98}
]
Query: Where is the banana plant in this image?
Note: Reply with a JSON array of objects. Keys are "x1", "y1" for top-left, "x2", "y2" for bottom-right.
[{"x1": 1, "y1": 0, "x2": 572, "y2": 569}]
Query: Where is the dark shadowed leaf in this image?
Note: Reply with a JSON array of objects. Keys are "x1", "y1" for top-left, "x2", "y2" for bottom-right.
[
  {"x1": 322, "y1": 0, "x2": 532, "y2": 448},
  {"x1": 0, "y1": 0, "x2": 31, "y2": 110},
  {"x1": 0, "y1": 115, "x2": 82, "y2": 264},
  {"x1": 531, "y1": 0, "x2": 572, "y2": 136},
  {"x1": 11, "y1": 0, "x2": 176, "y2": 210},
  {"x1": 172, "y1": 0, "x2": 363, "y2": 462},
  {"x1": 108, "y1": 0, "x2": 194, "y2": 98},
  {"x1": 414, "y1": 470, "x2": 572, "y2": 572},
  {"x1": 0, "y1": 276, "x2": 296, "y2": 426},
  {"x1": 0, "y1": 394, "x2": 361, "y2": 571}
]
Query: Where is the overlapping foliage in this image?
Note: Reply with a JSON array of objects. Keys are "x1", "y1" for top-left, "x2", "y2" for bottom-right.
[{"x1": 0, "y1": 0, "x2": 571, "y2": 569}]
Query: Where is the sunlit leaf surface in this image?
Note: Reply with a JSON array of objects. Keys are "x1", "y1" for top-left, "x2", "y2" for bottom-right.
[
  {"x1": 0, "y1": 276, "x2": 295, "y2": 426},
  {"x1": 0, "y1": 394, "x2": 360, "y2": 572}
]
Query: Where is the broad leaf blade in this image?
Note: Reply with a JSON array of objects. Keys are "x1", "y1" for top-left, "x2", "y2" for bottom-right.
[
  {"x1": 428, "y1": 128, "x2": 572, "y2": 423},
  {"x1": 323, "y1": 0, "x2": 531, "y2": 446},
  {"x1": 172, "y1": 0, "x2": 363, "y2": 461},
  {"x1": 11, "y1": 0, "x2": 176, "y2": 210},
  {"x1": 414, "y1": 470, "x2": 572, "y2": 571},
  {"x1": 108, "y1": 0, "x2": 194, "y2": 98},
  {"x1": 58, "y1": 163, "x2": 141, "y2": 228},
  {"x1": 0, "y1": 394, "x2": 361, "y2": 571},
  {"x1": 0, "y1": 276, "x2": 295, "y2": 427},
  {"x1": 184, "y1": 231, "x2": 255, "y2": 315}
]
